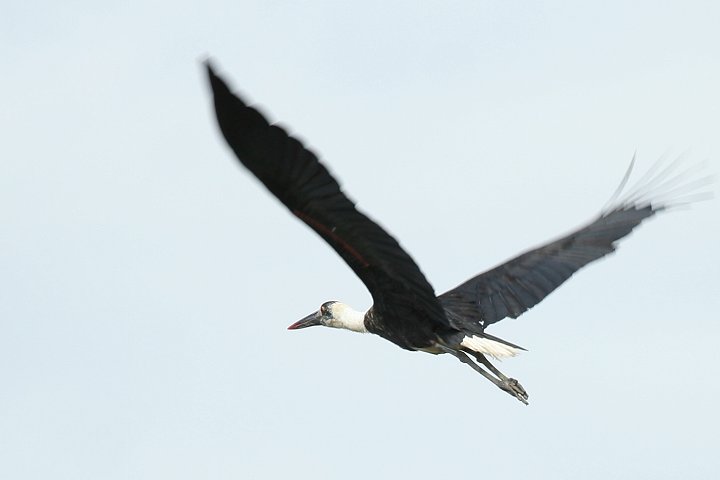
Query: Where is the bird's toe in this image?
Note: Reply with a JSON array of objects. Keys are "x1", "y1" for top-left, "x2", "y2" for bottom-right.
[{"x1": 501, "y1": 378, "x2": 529, "y2": 405}]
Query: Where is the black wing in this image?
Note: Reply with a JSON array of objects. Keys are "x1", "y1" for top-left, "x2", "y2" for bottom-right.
[
  {"x1": 439, "y1": 150, "x2": 713, "y2": 333},
  {"x1": 206, "y1": 62, "x2": 447, "y2": 350},
  {"x1": 439, "y1": 204, "x2": 658, "y2": 332},
  {"x1": 438, "y1": 152, "x2": 709, "y2": 333},
  {"x1": 438, "y1": 156, "x2": 714, "y2": 332}
]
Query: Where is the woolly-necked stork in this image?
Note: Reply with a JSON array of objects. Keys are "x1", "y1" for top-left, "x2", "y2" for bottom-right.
[{"x1": 206, "y1": 62, "x2": 706, "y2": 404}]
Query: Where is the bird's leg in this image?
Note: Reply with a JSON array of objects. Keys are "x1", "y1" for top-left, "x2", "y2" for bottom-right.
[
  {"x1": 468, "y1": 351, "x2": 529, "y2": 403},
  {"x1": 436, "y1": 344, "x2": 529, "y2": 405}
]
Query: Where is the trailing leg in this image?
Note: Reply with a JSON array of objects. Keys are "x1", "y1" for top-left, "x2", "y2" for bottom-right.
[
  {"x1": 467, "y1": 349, "x2": 528, "y2": 403},
  {"x1": 436, "y1": 344, "x2": 529, "y2": 405}
]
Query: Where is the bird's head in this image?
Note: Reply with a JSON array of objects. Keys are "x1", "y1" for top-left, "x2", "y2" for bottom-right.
[{"x1": 288, "y1": 301, "x2": 367, "y2": 333}]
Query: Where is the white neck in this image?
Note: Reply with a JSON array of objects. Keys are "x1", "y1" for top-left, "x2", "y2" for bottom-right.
[{"x1": 329, "y1": 303, "x2": 368, "y2": 333}]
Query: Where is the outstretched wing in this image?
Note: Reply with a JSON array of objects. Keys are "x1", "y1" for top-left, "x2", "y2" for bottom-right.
[
  {"x1": 439, "y1": 157, "x2": 707, "y2": 332},
  {"x1": 206, "y1": 62, "x2": 447, "y2": 349},
  {"x1": 439, "y1": 205, "x2": 655, "y2": 332}
]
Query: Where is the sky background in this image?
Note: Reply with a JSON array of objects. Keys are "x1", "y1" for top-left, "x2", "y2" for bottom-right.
[{"x1": 2, "y1": 1, "x2": 720, "y2": 479}]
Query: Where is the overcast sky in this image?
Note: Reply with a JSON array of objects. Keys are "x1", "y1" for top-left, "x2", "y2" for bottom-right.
[{"x1": 2, "y1": 1, "x2": 719, "y2": 479}]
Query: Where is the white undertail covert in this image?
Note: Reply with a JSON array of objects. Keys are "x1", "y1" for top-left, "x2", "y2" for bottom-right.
[{"x1": 461, "y1": 335, "x2": 522, "y2": 360}]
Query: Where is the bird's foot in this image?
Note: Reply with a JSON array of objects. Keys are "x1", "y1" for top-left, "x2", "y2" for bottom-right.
[{"x1": 500, "y1": 378, "x2": 529, "y2": 405}]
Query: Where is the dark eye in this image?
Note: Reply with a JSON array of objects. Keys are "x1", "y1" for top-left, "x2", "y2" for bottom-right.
[{"x1": 320, "y1": 304, "x2": 327, "y2": 315}]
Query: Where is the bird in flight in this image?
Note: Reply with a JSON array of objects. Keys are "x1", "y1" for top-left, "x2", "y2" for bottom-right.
[{"x1": 205, "y1": 61, "x2": 706, "y2": 404}]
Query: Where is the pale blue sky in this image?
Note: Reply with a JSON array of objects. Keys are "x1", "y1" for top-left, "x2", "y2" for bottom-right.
[{"x1": 2, "y1": 1, "x2": 719, "y2": 479}]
